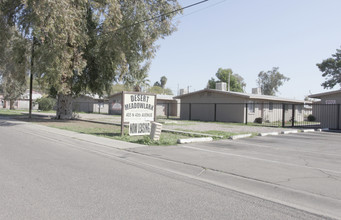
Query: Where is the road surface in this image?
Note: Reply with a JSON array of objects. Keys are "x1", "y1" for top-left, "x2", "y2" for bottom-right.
[{"x1": 0, "y1": 117, "x2": 337, "y2": 219}]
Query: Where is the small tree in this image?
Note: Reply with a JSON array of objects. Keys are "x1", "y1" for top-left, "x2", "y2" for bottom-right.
[
  {"x1": 257, "y1": 67, "x2": 289, "y2": 96},
  {"x1": 207, "y1": 68, "x2": 246, "y2": 92},
  {"x1": 317, "y1": 47, "x2": 341, "y2": 89},
  {"x1": 36, "y1": 97, "x2": 56, "y2": 111},
  {"x1": 147, "y1": 86, "x2": 173, "y2": 95}
]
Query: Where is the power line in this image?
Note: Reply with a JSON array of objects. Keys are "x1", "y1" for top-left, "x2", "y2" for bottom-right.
[
  {"x1": 176, "y1": 0, "x2": 228, "y2": 20},
  {"x1": 112, "y1": 0, "x2": 209, "y2": 32}
]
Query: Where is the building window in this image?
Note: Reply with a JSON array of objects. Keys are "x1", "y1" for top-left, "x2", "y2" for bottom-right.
[
  {"x1": 248, "y1": 101, "x2": 255, "y2": 113},
  {"x1": 269, "y1": 102, "x2": 273, "y2": 111}
]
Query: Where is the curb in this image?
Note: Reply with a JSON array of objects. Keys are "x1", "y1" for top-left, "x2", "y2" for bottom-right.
[
  {"x1": 258, "y1": 132, "x2": 279, "y2": 137},
  {"x1": 281, "y1": 130, "x2": 298, "y2": 134},
  {"x1": 177, "y1": 137, "x2": 213, "y2": 144},
  {"x1": 229, "y1": 133, "x2": 253, "y2": 140},
  {"x1": 162, "y1": 129, "x2": 223, "y2": 139},
  {"x1": 301, "y1": 129, "x2": 315, "y2": 133}
]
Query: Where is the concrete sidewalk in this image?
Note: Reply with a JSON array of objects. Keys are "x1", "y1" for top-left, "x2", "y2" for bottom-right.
[{"x1": 1, "y1": 117, "x2": 144, "y2": 149}]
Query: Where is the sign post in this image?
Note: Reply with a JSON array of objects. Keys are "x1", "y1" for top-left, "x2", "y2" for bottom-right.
[{"x1": 121, "y1": 92, "x2": 156, "y2": 136}]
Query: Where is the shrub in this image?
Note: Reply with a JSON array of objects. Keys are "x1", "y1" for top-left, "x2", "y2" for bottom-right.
[
  {"x1": 307, "y1": 114, "x2": 316, "y2": 122},
  {"x1": 254, "y1": 117, "x2": 263, "y2": 124},
  {"x1": 36, "y1": 97, "x2": 56, "y2": 111}
]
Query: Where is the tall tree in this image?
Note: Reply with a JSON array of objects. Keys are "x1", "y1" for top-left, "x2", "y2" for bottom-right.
[
  {"x1": 1, "y1": 0, "x2": 181, "y2": 119},
  {"x1": 317, "y1": 47, "x2": 341, "y2": 89},
  {"x1": 0, "y1": 27, "x2": 29, "y2": 109},
  {"x1": 257, "y1": 67, "x2": 289, "y2": 96},
  {"x1": 153, "y1": 76, "x2": 168, "y2": 88},
  {"x1": 207, "y1": 68, "x2": 246, "y2": 92},
  {"x1": 160, "y1": 76, "x2": 168, "y2": 89}
]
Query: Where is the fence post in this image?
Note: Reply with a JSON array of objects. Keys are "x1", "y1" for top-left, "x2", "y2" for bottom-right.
[
  {"x1": 282, "y1": 104, "x2": 285, "y2": 127},
  {"x1": 189, "y1": 103, "x2": 192, "y2": 121},
  {"x1": 291, "y1": 104, "x2": 295, "y2": 127},
  {"x1": 214, "y1": 104, "x2": 217, "y2": 122},
  {"x1": 337, "y1": 104, "x2": 340, "y2": 130},
  {"x1": 245, "y1": 103, "x2": 248, "y2": 125},
  {"x1": 167, "y1": 103, "x2": 170, "y2": 119}
]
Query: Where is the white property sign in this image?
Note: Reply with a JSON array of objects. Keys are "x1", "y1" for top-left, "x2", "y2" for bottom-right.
[{"x1": 121, "y1": 92, "x2": 156, "y2": 136}]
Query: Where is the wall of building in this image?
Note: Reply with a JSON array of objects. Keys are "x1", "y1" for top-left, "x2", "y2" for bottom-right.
[
  {"x1": 156, "y1": 99, "x2": 179, "y2": 117},
  {"x1": 311, "y1": 93, "x2": 341, "y2": 129},
  {"x1": 179, "y1": 91, "x2": 247, "y2": 122},
  {"x1": 179, "y1": 91, "x2": 307, "y2": 124},
  {"x1": 1, "y1": 99, "x2": 38, "y2": 110},
  {"x1": 312, "y1": 104, "x2": 340, "y2": 129},
  {"x1": 318, "y1": 93, "x2": 341, "y2": 104},
  {"x1": 73, "y1": 96, "x2": 109, "y2": 114}
]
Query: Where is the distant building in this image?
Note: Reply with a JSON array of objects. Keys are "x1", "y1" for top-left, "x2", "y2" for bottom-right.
[
  {"x1": 0, "y1": 90, "x2": 42, "y2": 110},
  {"x1": 72, "y1": 95, "x2": 109, "y2": 114},
  {"x1": 174, "y1": 83, "x2": 307, "y2": 123}
]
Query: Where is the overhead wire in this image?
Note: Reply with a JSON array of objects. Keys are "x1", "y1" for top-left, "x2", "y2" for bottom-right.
[
  {"x1": 175, "y1": 0, "x2": 228, "y2": 20},
  {"x1": 111, "y1": 0, "x2": 209, "y2": 33}
]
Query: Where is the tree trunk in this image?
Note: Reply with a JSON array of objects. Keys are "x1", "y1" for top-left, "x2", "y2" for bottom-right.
[
  {"x1": 10, "y1": 100, "x2": 15, "y2": 110},
  {"x1": 56, "y1": 93, "x2": 73, "y2": 120}
]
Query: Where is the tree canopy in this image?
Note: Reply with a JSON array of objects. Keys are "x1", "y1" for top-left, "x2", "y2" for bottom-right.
[
  {"x1": 207, "y1": 68, "x2": 246, "y2": 92},
  {"x1": 147, "y1": 86, "x2": 173, "y2": 95},
  {"x1": 0, "y1": 0, "x2": 181, "y2": 117},
  {"x1": 0, "y1": 26, "x2": 29, "y2": 108},
  {"x1": 317, "y1": 47, "x2": 341, "y2": 89},
  {"x1": 257, "y1": 67, "x2": 289, "y2": 96}
]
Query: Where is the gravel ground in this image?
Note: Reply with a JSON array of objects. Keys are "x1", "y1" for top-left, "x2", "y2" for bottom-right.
[
  {"x1": 76, "y1": 113, "x2": 298, "y2": 134},
  {"x1": 159, "y1": 120, "x2": 296, "y2": 133},
  {"x1": 28, "y1": 112, "x2": 298, "y2": 134}
]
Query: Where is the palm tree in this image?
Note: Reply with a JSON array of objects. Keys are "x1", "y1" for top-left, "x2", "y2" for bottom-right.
[{"x1": 160, "y1": 76, "x2": 167, "y2": 89}]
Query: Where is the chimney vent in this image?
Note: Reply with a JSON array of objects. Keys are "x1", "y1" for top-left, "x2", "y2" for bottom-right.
[
  {"x1": 252, "y1": 88, "x2": 261, "y2": 94},
  {"x1": 216, "y1": 82, "x2": 227, "y2": 91}
]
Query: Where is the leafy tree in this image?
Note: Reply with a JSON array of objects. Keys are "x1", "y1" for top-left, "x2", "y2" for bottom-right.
[
  {"x1": 317, "y1": 47, "x2": 341, "y2": 89},
  {"x1": 207, "y1": 68, "x2": 246, "y2": 92},
  {"x1": 154, "y1": 81, "x2": 161, "y2": 87},
  {"x1": 0, "y1": 28, "x2": 29, "y2": 109},
  {"x1": 147, "y1": 86, "x2": 173, "y2": 95},
  {"x1": 36, "y1": 97, "x2": 56, "y2": 111},
  {"x1": 110, "y1": 84, "x2": 130, "y2": 95},
  {"x1": 207, "y1": 77, "x2": 216, "y2": 89},
  {"x1": 257, "y1": 67, "x2": 289, "y2": 96},
  {"x1": 153, "y1": 76, "x2": 168, "y2": 88},
  {"x1": 123, "y1": 63, "x2": 150, "y2": 92},
  {"x1": 1, "y1": 0, "x2": 181, "y2": 119}
]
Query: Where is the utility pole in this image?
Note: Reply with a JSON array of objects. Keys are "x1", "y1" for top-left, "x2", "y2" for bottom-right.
[
  {"x1": 29, "y1": 37, "x2": 35, "y2": 119},
  {"x1": 228, "y1": 71, "x2": 231, "y2": 91}
]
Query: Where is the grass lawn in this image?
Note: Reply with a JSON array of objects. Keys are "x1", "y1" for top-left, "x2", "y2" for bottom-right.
[
  {"x1": 1, "y1": 109, "x2": 254, "y2": 145},
  {"x1": 43, "y1": 120, "x2": 202, "y2": 145},
  {"x1": 0, "y1": 109, "x2": 25, "y2": 116}
]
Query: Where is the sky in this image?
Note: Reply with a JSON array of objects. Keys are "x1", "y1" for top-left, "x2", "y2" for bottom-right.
[{"x1": 147, "y1": 0, "x2": 341, "y2": 100}]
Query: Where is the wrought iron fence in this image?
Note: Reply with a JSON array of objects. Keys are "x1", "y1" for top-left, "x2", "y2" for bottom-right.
[{"x1": 157, "y1": 102, "x2": 341, "y2": 130}]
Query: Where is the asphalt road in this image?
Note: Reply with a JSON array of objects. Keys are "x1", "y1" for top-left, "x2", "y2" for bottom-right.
[{"x1": 0, "y1": 117, "x2": 338, "y2": 219}]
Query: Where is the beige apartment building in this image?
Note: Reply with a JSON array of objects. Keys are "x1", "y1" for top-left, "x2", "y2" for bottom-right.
[{"x1": 175, "y1": 84, "x2": 307, "y2": 124}]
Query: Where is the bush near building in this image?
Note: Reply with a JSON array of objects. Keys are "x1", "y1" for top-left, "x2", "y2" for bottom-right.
[{"x1": 36, "y1": 97, "x2": 56, "y2": 111}]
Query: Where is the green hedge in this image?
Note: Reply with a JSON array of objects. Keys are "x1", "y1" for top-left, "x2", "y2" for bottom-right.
[{"x1": 36, "y1": 97, "x2": 56, "y2": 111}]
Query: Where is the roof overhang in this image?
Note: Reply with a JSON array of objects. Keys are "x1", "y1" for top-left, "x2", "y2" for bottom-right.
[{"x1": 308, "y1": 89, "x2": 341, "y2": 99}]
